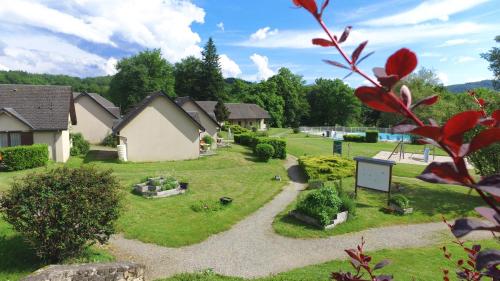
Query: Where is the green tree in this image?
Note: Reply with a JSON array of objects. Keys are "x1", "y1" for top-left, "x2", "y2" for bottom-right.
[
  {"x1": 109, "y1": 49, "x2": 174, "y2": 111},
  {"x1": 214, "y1": 100, "x2": 230, "y2": 122},
  {"x1": 174, "y1": 56, "x2": 203, "y2": 97},
  {"x1": 481, "y1": 35, "x2": 500, "y2": 89},
  {"x1": 267, "y1": 68, "x2": 309, "y2": 127},
  {"x1": 243, "y1": 80, "x2": 285, "y2": 127},
  {"x1": 200, "y1": 38, "x2": 225, "y2": 101},
  {"x1": 307, "y1": 78, "x2": 359, "y2": 126}
]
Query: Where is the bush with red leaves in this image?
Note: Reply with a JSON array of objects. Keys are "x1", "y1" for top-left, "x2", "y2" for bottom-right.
[{"x1": 292, "y1": 0, "x2": 499, "y2": 280}]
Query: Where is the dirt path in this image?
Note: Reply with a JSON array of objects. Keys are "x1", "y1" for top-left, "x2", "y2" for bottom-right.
[{"x1": 109, "y1": 156, "x2": 489, "y2": 280}]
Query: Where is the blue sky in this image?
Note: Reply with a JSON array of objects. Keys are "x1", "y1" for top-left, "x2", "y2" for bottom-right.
[{"x1": 0, "y1": 0, "x2": 498, "y2": 86}]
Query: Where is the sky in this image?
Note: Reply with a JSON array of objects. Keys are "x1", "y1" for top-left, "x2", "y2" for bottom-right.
[{"x1": 0, "y1": 0, "x2": 498, "y2": 86}]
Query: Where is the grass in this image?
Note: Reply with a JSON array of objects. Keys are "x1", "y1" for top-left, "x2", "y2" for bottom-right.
[
  {"x1": 273, "y1": 176, "x2": 482, "y2": 239},
  {"x1": 0, "y1": 220, "x2": 114, "y2": 281},
  {"x1": 157, "y1": 239, "x2": 499, "y2": 281},
  {"x1": 0, "y1": 145, "x2": 288, "y2": 247}
]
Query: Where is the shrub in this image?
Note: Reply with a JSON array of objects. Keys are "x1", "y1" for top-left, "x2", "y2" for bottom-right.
[
  {"x1": 0, "y1": 166, "x2": 121, "y2": 262},
  {"x1": 102, "y1": 134, "x2": 118, "y2": 147},
  {"x1": 251, "y1": 127, "x2": 258, "y2": 132},
  {"x1": 296, "y1": 186, "x2": 342, "y2": 226},
  {"x1": 70, "y1": 133, "x2": 90, "y2": 156},
  {"x1": 225, "y1": 124, "x2": 249, "y2": 134},
  {"x1": 293, "y1": 127, "x2": 300, "y2": 134},
  {"x1": 365, "y1": 130, "x2": 379, "y2": 143},
  {"x1": 308, "y1": 179, "x2": 324, "y2": 189},
  {"x1": 235, "y1": 133, "x2": 257, "y2": 146},
  {"x1": 0, "y1": 144, "x2": 49, "y2": 171},
  {"x1": 254, "y1": 137, "x2": 287, "y2": 159},
  {"x1": 342, "y1": 134, "x2": 365, "y2": 142},
  {"x1": 299, "y1": 155, "x2": 355, "y2": 181},
  {"x1": 389, "y1": 194, "x2": 410, "y2": 209},
  {"x1": 202, "y1": 135, "x2": 214, "y2": 145},
  {"x1": 255, "y1": 130, "x2": 269, "y2": 137},
  {"x1": 255, "y1": 143, "x2": 275, "y2": 162}
]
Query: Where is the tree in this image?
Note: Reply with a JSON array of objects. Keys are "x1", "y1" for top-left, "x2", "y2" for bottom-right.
[
  {"x1": 307, "y1": 78, "x2": 360, "y2": 126},
  {"x1": 199, "y1": 38, "x2": 225, "y2": 101},
  {"x1": 243, "y1": 80, "x2": 285, "y2": 127},
  {"x1": 109, "y1": 49, "x2": 175, "y2": 111},
  {"x1": 481, "y1": 35, "x2": 500, "y2": 90},
  {"x1": 174, "y1": 56, "x2": 203, "y2": 97},
  {"x1": 214, "y1": 100, "x2": 230, "y2": 122}
]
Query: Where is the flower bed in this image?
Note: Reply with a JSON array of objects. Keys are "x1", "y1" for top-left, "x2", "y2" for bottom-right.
[
  {"x1": 290, "y1": 210, "x2": 348, "y2": 230},
  {"x1": 134, "y1": 176, "x2": 186, "y2": 198}
]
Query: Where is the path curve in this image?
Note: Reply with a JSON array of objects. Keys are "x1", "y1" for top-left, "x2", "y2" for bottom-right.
[{"x1": 109, "y1": 156, "x2": 489, "y2": 280}]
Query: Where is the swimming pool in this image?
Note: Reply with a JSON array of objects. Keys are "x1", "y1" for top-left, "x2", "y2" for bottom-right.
[{"x1": 331, "y1": 131, "x2": 411, "y2": 142}]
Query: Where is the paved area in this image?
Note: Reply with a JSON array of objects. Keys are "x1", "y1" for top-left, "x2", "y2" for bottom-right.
[
  {"x1": 109, "y1": 156, "x2": 487, "y2": 280},
  {"x1": 373, "y1": 151, "x2": 474, "y2": 169}
]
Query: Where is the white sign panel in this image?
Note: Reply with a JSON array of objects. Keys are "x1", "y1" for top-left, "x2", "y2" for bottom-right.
[{"x1": 356, "y1": 161, "x2": 391, "y2": 192}]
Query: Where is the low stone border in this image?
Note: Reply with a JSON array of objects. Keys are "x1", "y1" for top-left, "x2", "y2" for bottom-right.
[
  {"x1": 134, "y1": 177, "x2": 187, "y2": 198},
  {"x1": 289, "y1": 210, "x2": 348, "y2": 230},
  {"x1": 389, "y1": 204, "x2": 413, "y2": 215},
  {"x1": 21, "y1": 261, "x2": 145, "y2": 281}
]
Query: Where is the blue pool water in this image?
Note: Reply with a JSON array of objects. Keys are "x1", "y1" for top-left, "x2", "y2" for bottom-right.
[{"x1": 332, "y1": 132, "x2": 411, "y2": 142}]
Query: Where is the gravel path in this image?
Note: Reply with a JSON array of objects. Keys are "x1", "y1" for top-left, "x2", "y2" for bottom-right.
[{"x1": 109, "y1": 156, "x2": 490, "y2": 280}]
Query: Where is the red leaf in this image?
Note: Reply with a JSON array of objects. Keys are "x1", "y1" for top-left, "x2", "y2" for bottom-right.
[
  {"x1": 467, "y1": 128, "x2": 500, "y2": 155},
  {"x1": 478, "y1": 98, "x2": 486, "y2": 106},
  {"x1": 417, "y1": 162, "x2": 471, "y2": 186},
  {"x1": 377, "y1": 75, "x2": 399, "y2": 89},
  {"x1": 411, "y1": 126, "x2": 441, "y2": 141},
  {"x1": 320, "y1": 0, "x2": 329, "y2": 15},
  {"x1": 385, "y1": 48, "x2": 417, "y2": 79},
  {"x1": 338, "y1": 26, "x2": 351, "y2": 43},
  {"x1": 400, "y1": 85, "x2": 412, "y2": 108},
  {"x1": 412, "y1": 95, "x2": 439, "y2": 109},
  {"x1": 442, "y1": 111, "x2": 482, "y2": 154},
  {"x1": 293, "y1": 0, "x2": 318, "y2": 15},
  {"x1": 323, "y1": 59, "x2": 350, "y2": 70},
  {"x1": 312, "y1": 38, "x2": 334, "y2": 47},
  {"x1": 373, "y1": 67, "x2": 386, "y2": 78},
  {"x1": 352, "y1": 41, "x2": 368, "y2": 63},
  {"x1": 354, "y1": 86, "x2": 404, "y2": 113}
]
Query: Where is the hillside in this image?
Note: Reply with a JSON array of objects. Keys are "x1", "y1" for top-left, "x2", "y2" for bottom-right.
[{"x1": 446, "y1": 80, "x2": 495, "y2": 93}]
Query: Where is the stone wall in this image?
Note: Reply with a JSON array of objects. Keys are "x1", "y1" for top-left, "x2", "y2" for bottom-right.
[{"x1": 21, "y1": 262, "x2": 145, "y2": 281}]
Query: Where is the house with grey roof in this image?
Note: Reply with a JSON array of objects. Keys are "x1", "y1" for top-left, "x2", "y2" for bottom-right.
[
  {"x1": 113, "y1": 92, "x2": 205, "y2": 162},
  {"x1": 175, "y1": 96, "x2": 220, "y2": 147},
  {"x1": 0, "y1": 84, "x2": 77, "y2": 162},
  {"x1": 72, "y1": 92, "x2": 120, "y2": 144},
  {"x1": 196, "y1": 101, "x2": 271, "y2": 130}
]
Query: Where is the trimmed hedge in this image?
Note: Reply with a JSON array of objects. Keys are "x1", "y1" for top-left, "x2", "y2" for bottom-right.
[
  {"x1": 234, "y1": 133, "x2": 257, "y2": 146},
  {"x1": 0, "y1": 144, "x2": 49, "y2": 171},
  {"x1": 296, "y1": 186, "x2": 342, "y2": 227},
  {"x1": 342, "y1": 134, "x2": 365, "y2": 142},
  {"x1": 255, "y1": 137, "x2": 287, "y2": 159},
  {"x1": 255, "y1": 143, "x2": 275, "y2": 162},
  {"x1": 70, "y1": 133, "x2": 90, "y2": 156},
  {"x1": 299, "y1": 155, "x2": 355, "y2": 181},
  {"x1": 365, "y1": 130, "x2": 379, "y2": 143}
]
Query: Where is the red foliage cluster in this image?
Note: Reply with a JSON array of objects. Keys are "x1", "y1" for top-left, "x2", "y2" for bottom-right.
[{"x1": 292, "y1": 0, "x2": 499, "y2": 279}]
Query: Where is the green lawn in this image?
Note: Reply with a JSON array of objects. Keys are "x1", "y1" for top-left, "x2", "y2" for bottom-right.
[
  {"x1": 273, "y1": 176, "x2": 481, "y2": 238},
  {"x1": 0, "y1": 220, "x2": 114, "y2": 281},
  {"x1": 158, "y1": 239, "x2": 499, "y2": 281},
  {"x1": 0, "y1": 145, "x2": 288, "y2": 247}
]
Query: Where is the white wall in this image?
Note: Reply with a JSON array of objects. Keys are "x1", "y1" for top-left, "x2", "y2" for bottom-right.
[
  {"x1": 0, "y1": 113, "x2": 30, "y2": 131},
  {"x1": 72, "y1": 95, "x2": 116, "y2": 144},
  {"x1": 119, "y1": 97, "x2": 200, "y2": 162},
  {"x1": 180, "y1": 101, "x2": 219, "y2": 148}
]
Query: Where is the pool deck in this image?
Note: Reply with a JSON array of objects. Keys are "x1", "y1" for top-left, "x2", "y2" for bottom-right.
[{"x1": 373, "y1": 151, "x2": 474, "y2": 169}]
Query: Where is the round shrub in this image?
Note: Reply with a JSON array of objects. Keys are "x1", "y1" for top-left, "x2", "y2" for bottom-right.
[
  {"x1": 70, "y1": 133, "x2": 90, "y2": 156},
  {"x1": 296, "y1": 186, "x2": 342, "y2": 226},
  {"x1": 0, "y1": 166, "x2": 121, "y2": 262},
  {"x1": 293, "y1": 127, "x2": 300, "y2": 134},
  {"x1": 389, "y1": 194, "x2": 410, "y2": 209},
  {"x1": 102, "y1": 134, "x2": 118, "y2": 147},
  {"x1": 255, "y1": 143, "x2": 275, "y2": 162},
  {"x1": 202, "y1": 135, "x2": 214, "y2": 145}
]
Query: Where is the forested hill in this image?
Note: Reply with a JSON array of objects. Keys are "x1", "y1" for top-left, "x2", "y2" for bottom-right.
[
  {"x1": 446, "y1": 80, "x2": 495, "y2": 93},
  {"x1": 0, "y1": 70, "x2": 112, "y2": 95}
]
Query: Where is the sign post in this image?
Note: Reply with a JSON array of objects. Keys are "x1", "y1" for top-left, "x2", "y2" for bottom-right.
[{"x1": 354, "y1": 157, "x2": 396, "y2": 205}]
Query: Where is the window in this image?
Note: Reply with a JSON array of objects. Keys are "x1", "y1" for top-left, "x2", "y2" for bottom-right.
[
  {"x1": 0, "y1": 132, "x2": 33, "y2": 147},
  {"x1": 0, "y1": 133, "x2": 7, "y2": 147},
  {"x1": 10, "y1": 133, "x2": 21, "y2": 146},
  {"x1": 238, "y1": 121, "x2": 241, "y2": 126}
]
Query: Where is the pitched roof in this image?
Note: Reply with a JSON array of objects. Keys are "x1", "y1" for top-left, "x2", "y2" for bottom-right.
[
  {"x1": 73, "y1": 92, "x2": 121, "y2": 118},
  {"x1": 175, "y1": 96, "x2": 220, "y2": 128},
  {"x1": 0, "y1": 84, "x2": 76, "y2": 131},
  {"x1": 113, "y1": 92, "x2": 205, "y2": 133},
  {"x1": 196, "y1": 101, "x2": 271, "y2": 120}
]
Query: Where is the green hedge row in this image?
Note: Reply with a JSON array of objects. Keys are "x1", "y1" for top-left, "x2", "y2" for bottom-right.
[
  {"x1": 343, "y1": 131, "x2": 379, "y2": 143},
  {"x1": 234, "y1": 133, "x2": 287, "y2": 159},
  {"x1": 365, "y1": 130, "x2": 379, "y2": 143},
  {"x1": 0, "y1": 144, "x2": 49, "y2": 171},
  {"x1": 298, "y1": 155, "x2": 355, "y2": 181},
  {"x1": 342, "y1": 134, "x2": 365, "y2": 142}
]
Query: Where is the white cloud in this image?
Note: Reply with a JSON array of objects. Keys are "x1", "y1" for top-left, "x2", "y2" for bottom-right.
[
  {"x1": 104, "y1": 57, "x2": 118, "y2": 76},
  {"x1": 0, "y1": 63, "x2": 8, "y2": 71},
  {"x1": 420, "y1": 52, "x2": 441, "y2": 57},
  {"x1": 249, "y1": 54, "x2": 275, "y2": 81},
  {"x1": 438, "y1": 39, "x2": 478, "y2": 47},
  {"x1": 457, "y1": 56, "x2": 476, "y2": 63},
  {"x1": 362, "y1": 0, "x2": 489, "y2": 26},
  {"x1": 219, "y1": 54, "x2": 241, "y2": 78},
  {"x1": 217, "y1": 22, "x2": 225, "y2": 32},
  {"x1": 0, "y1": 0, "x2": 206, "y2": 63},
  {"x1": 250, "y1": 27, "x2": 279, "y2": 41},
  {"x1": 437, "y1": 72, "x2": 449, "y2": 85},
  {"x1": 238, "y1": 22, "x2": 490, "y2": 49}
]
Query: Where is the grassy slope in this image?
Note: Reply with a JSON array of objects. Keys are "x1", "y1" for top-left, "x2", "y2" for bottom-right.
[
  {"x1": 0, "y1": 145, "x2": 287, "y2": 247},
  {"x1": 159, "y1": 239, "x2": 499, "y2": 281},
  {"x1": 0, "y1": 220, "x2": 114, "y2": 281}
]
